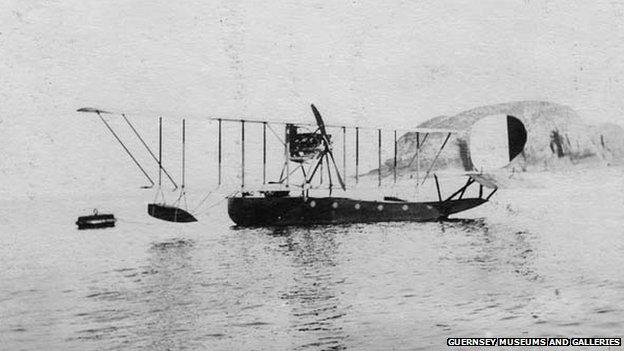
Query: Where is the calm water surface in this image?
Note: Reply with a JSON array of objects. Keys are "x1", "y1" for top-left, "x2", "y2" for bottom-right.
[{"x1": 1, "y1": 168, "x2": 623, "y2": 350}]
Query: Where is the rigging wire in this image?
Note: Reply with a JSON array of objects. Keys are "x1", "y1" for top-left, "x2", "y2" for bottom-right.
[
  {"x1": 116, "y1": 217, "x2": 161, "y2": 226},
  {"x1": 122, "y1": 114, "x2": 178, "y2": 189},
  {"x1": 189, "y1": 185, "x2": 232, "y2": 214},
  {"x1": 267, "y1": 123, "x2": 285, "y2": 146},
  {"x1": 189, "y1": 188, "x2": 240, "y2": 218},
  {"x1": 95, "y1": 111, "x2": 155, "y2": 187}
]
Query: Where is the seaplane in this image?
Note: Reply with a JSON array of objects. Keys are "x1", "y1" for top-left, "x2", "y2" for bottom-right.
[{"x1": 77, "y1": 104, "x2": 527, "y2": 227}]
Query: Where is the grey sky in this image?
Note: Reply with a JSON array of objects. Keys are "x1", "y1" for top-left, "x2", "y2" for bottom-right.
[{"x1": 3, "y1": 0, "x2": 624, "y2": 124}]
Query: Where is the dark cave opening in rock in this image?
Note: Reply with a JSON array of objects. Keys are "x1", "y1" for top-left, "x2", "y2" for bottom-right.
[
  {"x1": 507, "y1": 115, "x2": 527, "y2": 162},
  {"x1": 550, "y1": 130, "x2": 565, "y2": 158}
]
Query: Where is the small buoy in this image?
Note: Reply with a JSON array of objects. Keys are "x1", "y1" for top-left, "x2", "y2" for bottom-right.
[{"x1": 76, "y1": 209, "x2": 116, "y2": 230}]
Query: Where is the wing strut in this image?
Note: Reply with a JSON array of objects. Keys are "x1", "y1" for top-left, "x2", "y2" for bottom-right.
[
  {"x1": 355, "y1": 127, "x2": 359, "y2": 184},
  {"x1": 241, "y1": 120, "x2": 245, "y2": 188},
  {"x1": 263, "y1": 122, "x2": 267, "y2": 185},
  {"x1": 342, "y1": 126, "x2": 347, "y2": 187},
  {"x1": 122, "y1": 114, "x2": 178, "y2": 189},
  {"x1": 378, "y1": 129, "x2": 382, "y2": 187},
  {"x1": 420, "y1": 132, "x2": 452, "y2": 185},
  {"x1": 79, "y1": 108, "x2": 154, "y2": 188},
  {"x1": 393, "y1": 130, "x2": 397, "y2": 184},
  {"x1": 416, "y1": 132, "x2": 420, "y2": 187},
  {"x1": 407, "y1": 132, "x2": 429, "y2": 169},
  {"x1": 218, "y1": 119, "x2": 222, "y2": 186}
]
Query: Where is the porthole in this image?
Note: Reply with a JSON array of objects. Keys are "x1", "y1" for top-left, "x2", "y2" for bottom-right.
[
  {"x1": 332, "y1": 202, "x2": 338, "y2": 209},
  {"x1": 354, "y1": 203, "x2": 361, "y2": 210},
  {"x1": 377, "y1": 204, "x2": 384, "y2": 211},
  {"x1": 310, "y1": 200, "x2": 316, "y2": 208},
  {"x1": 402, "y1": 205, "x2": 408, "y2": 211}
]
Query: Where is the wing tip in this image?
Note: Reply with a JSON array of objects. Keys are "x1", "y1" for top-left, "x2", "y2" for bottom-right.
[{"x1": 77, "y1": 107, "x2": 111, "y2": 114}]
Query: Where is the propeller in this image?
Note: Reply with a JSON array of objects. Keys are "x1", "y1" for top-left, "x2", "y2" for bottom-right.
[{"x1": 310, "y1": 104, "x2": 345, "y2": 191}]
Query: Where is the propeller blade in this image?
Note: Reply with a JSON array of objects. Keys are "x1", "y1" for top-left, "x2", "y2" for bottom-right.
[
  {"x1": 310, "y1": 103, "x2": 345, "y2": 190},
  {"x1": 310, "y1": 104, "x2": 333, "y2": 150},
  {"x1": 310, "y1": 104, "x2": 327, "y2": 136},
  {"x1": 327, "y1": 150, "x2": 346, "y2": 190}
]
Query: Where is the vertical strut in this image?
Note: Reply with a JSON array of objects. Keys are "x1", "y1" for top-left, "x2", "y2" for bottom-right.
[
  {"x1": 262, "y1": 122, "x2": 267, "y2": 185},
  {"x1": 416, "y1": 132, "x2": 420, "y2": 188},
  {"x1": 218, "y1": 119, "x2": 222, "y2": 186},
  {"x1": 182, "y1": 119, "x2": 186, "y2": 190},
  {"x1": 285, "y1": 125, "x2": 290, "y2": 187},
  {"x1": 241, "y1": 120, "x2": 245, "y2": 188},
  {"x1": 355, "y1": 127, "x2": 359, "y2": 184},
  {"x1": 434, "y1": 174, "x2": 442, "y2": 203},
  {"x1": 342, "y1": 126, "x2": 346, "y2": 187},
  {"x1": 158, "y1": 117, "x2": 162, "y2": 187},
  {"x1": 378, "y1": 129, "x2": 382, "y2": 187},
  {"x1": 326, "y1": 153, "x2": 333, "y2": 191},
  {"x1": 122, "y1": 114, "x2": 177, "y2": 189},
  {"x1": 320, "y1": 157, "x2": 323, "y2": 184},
  {"x1": 393, "y1": 130, "x2": 397, "y2": 184}
]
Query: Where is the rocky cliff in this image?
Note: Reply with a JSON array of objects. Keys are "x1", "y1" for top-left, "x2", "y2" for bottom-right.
[{"x1": 384, "y1": 101, "x2": 624, "y2": 176}]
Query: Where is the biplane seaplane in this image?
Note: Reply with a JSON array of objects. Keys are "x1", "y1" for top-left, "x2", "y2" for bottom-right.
[{"x1": 77, "y1": 104, "x2": 526, "y2": 227}]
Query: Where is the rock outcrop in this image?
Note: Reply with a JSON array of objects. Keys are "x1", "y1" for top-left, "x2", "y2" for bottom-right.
[{"x1": 384, "y1": 101, "x2": 624, "y2": 176}]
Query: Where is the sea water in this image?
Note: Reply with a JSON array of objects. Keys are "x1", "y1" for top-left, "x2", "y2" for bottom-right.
[{"x1": 1, "y1": 167, "x2": 623, "y2": 350}]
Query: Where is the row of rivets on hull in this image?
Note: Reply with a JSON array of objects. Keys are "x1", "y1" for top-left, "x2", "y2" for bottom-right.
[{"x1": 307, "y1": 201, "x2": 411, "y2": 211}]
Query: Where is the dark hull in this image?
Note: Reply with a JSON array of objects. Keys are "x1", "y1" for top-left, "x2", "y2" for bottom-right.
[
  {"x1": 227, "y1": 196, "x2": 487, "y2": 227},
  {"x1": 147, "y1": 204, "x2": 197, "y2": 223},
  {"x1": 76, "y1": 214, "x2": 116, "y2": 230},
  {"x1": 77, "y1": 222, "x2": 116, "y2": 230}
]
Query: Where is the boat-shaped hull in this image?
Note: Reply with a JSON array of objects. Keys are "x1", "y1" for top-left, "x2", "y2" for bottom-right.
[
  {"x1": 147, "y1": 204, "x2": 198, "y2": 223},
  {"x1": 227, "y1": 196, "x2": 486, "y2": 227}
]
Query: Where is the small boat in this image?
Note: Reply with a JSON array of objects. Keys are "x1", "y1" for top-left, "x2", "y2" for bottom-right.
[{"x1": 76, "y1": 209, "x2": 116, "y2": 230}]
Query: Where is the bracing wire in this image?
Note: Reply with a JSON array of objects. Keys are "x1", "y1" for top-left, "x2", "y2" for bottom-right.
[{"x1": 191, "y1": 186, "x2": 223, "y2": 213}]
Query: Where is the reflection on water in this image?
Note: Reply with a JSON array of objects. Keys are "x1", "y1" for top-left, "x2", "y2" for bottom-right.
[
  {"x1": 439, "y1": 219, "x2": 539, "y2": 282},
  {"x1": 140, "y1": 238, "x2": 198, "y2": 350},
  {"x1": 435, "y1": 219, "x2": 543, "y2": 329},
  {"x1": 277, "y1": 227, "x2": 349, "y2": 350},
  {"x1": 70, "y1": 238, "x2": 199, "y2": 350}
]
